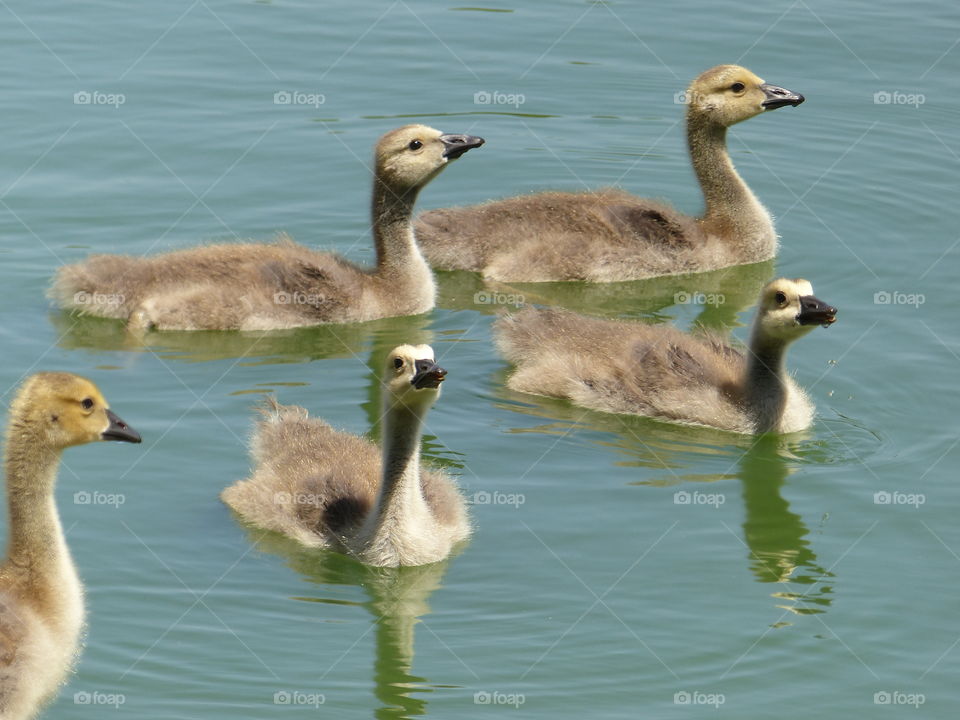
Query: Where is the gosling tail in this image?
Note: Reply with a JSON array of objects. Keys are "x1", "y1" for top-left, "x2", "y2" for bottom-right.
[{"x1": 49, "y1": 255, "x2": 145, "y2": 319}]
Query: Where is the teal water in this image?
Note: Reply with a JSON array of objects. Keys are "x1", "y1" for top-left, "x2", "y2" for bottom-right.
[{"x1": 2, "y1": 1, "x2": 959, "y2": 718}]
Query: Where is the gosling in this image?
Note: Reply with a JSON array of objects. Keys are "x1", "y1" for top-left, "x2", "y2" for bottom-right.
[
  {"x1": 221, "y1": 345, "x2": 470, "y2": 567},
  {"x1": 416, "y1": 65, "x2": 803, "y2": 282},
  {"x1": 0, "y1": 373, "x2": 140, "y2": 719},
  {"x1": 494, "y1": 278, "x2": 837, "y2": 434},
  {"x1": 51, "y1": 126, "x2": 483, "y2": 331}
]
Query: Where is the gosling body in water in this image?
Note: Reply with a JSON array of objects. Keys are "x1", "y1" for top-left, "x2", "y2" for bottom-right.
[
  {"x1": 494, "y1": 279, "x2": 837, "y2": 434},
  {"x1": 51, "y1": 126, "x2": 483, "y2": 331},
  {"x1": 222, "y1": 345, "x2": 470, "y2": 567},
  {"x1": 416, "y1": 65, "x2": 803, "y2": 282},
  {"x1": 0, "y1": 373, "x2": 140, "y2": 719}
]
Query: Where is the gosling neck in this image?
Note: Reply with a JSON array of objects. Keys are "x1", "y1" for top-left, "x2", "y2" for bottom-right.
[
  {"x1": 364, "y1": 393, "x2": 434, "y2": 545},
  {"x1": 743, "y1": 324, "x2": 791, "y2": 433},
  {"x1": 3, "y1": 426, "x2": 72, "y2": 581},
  {"x1": 687, "y1": 113, "x2": 775, "y2": 256},
  {"x1": 371, "y1": 179, "x2": 430, "y2": 278}
]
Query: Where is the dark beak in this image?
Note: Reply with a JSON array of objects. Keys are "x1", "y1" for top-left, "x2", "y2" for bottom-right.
[
  {"x1": 411, "y1": 360, "x2": 447, "y2": 389},
  {"x1": 760, "y1": 83, "x2": 805, "y2": 110},
  {"x1": 440, "y1": 133, "x2": 485, "y2": 160},
  {"x1": 102, "y1": 409, "x2": 142, "y2": 443},
  {"x1": 797, "y1": 295, "x2": 837, "y2": 327}
]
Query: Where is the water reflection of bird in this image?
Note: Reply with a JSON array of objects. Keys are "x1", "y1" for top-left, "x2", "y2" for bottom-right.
[
  {"x1": 241, "y1": 529, "x2": 455, "y2": 718},
  {"x1": 737, "y1": 436, "x2": 833, "y2": 617},
  {"x1": 495, "y1": 392, "x2": 834, "y2": 618},
  {"x1": 434, "y1": 259, "x2": 773, "y2": 334},
  {"x1": 49, "y1": 309, "x2": 433, "y2": 365}
]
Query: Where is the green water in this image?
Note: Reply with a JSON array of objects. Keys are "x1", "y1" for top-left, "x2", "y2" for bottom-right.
[{"x1": 2, "y1": 1, "x2": 958, "y2": 718}]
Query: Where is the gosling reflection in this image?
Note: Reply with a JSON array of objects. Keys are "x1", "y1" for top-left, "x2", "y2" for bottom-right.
[
  {"x1": 48, "y1": 310, "x2": 432, "y2": 364},
  {"x1": 495, "y1": 392, "x2": 834, "y2": 617},
  {"x1": 435, "y1": 258, "x2": 773, "y2": 333},
  {"x1": 247, "y1": 530, "x2": 453, "y2": 718},
  {"x1": 738, "y1": 436, "x2": 833, "y2": 616}
]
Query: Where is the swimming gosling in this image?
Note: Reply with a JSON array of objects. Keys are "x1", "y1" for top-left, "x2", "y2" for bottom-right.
[
  {"x1": 51, "y1": 126, "x2": 483, "y2": 331},
  {"x1": 222, "y1": 345, "x2": 470, "y2": 566},
  {"x1": 494, "y1": 279, "x2": 837, "y2": 434},
  {"x1": 416, "y1": 65, "x2": 803, "y2": 282},
  {"x1": 0, "y1": 373, "x2": 140, "y2": 719}
]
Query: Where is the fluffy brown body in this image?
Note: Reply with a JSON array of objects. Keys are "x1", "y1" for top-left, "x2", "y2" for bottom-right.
[{"x1": 416, "y1": 65, "x2": 803, "y2": 282}]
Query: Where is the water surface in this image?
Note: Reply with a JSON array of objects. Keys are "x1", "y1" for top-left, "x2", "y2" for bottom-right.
[{"x1": 1, "y1": 1, "x2": 958, "y2": 718}]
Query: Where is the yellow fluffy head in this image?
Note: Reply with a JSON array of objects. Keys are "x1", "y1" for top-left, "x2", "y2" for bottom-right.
[
  {"x1": 383, "y1": 344, "x2": 447, "y2": 408},
  {"x1": 7, "y1": 372, "x2": 141, "y2": 450},
  {"x1": 685, "y1": 64, "x2": 804, "y2": 127},
  {"x1": 374, "y1": 124, "x2": 484, "y2": 191},
  {"x1": 755, "y1": 278, "x2": 837, "y2": 344}
]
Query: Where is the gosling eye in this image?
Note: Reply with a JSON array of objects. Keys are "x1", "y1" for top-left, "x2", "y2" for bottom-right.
[
  {"x1": 775, "y1": 291, "x2": 787, "y2": 305},
  {"x1": 81, "y1": 398, "x2": 94, "y2": 411},
  {"x1": 408, "y1": 139, "x2": 422, "y2": 151},
  {"x1": 730, "y1": 82, "x2": 746, "y2": 93},
  {"x1": 393, "y1": 357, "x2": 404, "y2": 369}
]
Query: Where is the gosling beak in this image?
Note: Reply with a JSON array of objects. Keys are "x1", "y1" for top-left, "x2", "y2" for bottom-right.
[
  {"x1": 439, "y1": 133, "x2": 485, "y2": 160},
  {"x1": 797, "y1": 295, "x2": 837, "y2": 327},
  {"x1": 412, "y1": 360, "x2": 447, "y2": 389},
  {"x1": 760, "y1": 83, "x2": 805, "y2": 110},
  {"x1": 102, "y1": 410, "x2": 142, "y2": 443}
]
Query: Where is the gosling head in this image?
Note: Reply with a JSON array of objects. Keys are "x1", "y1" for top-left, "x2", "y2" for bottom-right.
[
  {"x1": 383, "y1": 344, "x2": 447, "y2": 410},
  {"x1": 9, "y1": 372, "x2": 142, "y2": 450},
  {"x1": 685, "y1": 65, "x2": 804, "y2": 128},
  {"x1": 374, "y1": 125, "x2": 484, "y2": 192},
  {"x1": 754, "y1": 278, "x2": 837, "y2": 345}
]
